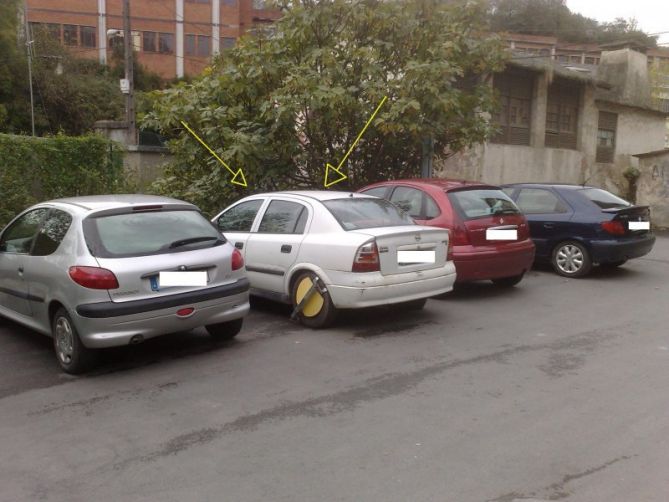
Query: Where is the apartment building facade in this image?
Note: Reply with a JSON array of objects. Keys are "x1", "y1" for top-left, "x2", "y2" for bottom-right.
[
  {"x1": 438, "y1": 45, "x2": 669, "y2": 226},
  {"x1": 504, "y1": 32, "x2": 669, "y2": 113},
  {"x1": 25, "y1": 0, "x2": 280, "y2": 78}
]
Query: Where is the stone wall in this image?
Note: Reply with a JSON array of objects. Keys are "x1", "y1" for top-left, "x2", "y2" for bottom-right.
[
  {"x1": 124, "y1": 146, "x2": 172, "y2": 190},
  {"x1": 637, "y1": 151, "x2": 669, "y2": 229}
]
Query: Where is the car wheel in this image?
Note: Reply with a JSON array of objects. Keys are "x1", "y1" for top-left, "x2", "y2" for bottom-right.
[
  {"x1": 551, "y1": 241, "x2": 592, "y2": 278},
  {"x1": 492, "y1": 273, "x2": 525, "y2": 288},
  {"x1": 600, "y1": 260, "x2": 627, "y2": 269},
  {"x1": 206, "y1": 318, "x2": 244, "y2": 341},
  {"x1": 52, "y1": 308, "x2": 97, "y2": 374},
  {"x1": 402, "y1": 298, "x2": 428, "y2": 310},
  {"x1": 291, "y1": 272, "x2": 338, "y2": 329}
]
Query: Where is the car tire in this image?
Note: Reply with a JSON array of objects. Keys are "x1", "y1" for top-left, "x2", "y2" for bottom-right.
[
  {"x1": 52, "y1": 308, "x2": 98, "y2": 374},
  {"x1": 402, "y1": 298, "x2": 428, "y2": 310},
  {"x1": 600, "y1": 260, "x2": 627, "y2": 269},
  {"x1": 551, "y1": 241, "x2": 592, "y2": 278},
  {"x1": 492, "y1": 273, "x2": 525, "y2": 288},
  {"x1": 206, "y1": 318, "x2": 243, "y2": 341},
  {"x1": 291, "y1": 271, "x2": 338, "y2": 329}
]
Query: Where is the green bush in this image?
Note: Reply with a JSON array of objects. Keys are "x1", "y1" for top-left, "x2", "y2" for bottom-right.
[{"x1": 0, "y1": 134, "x2": 125, "y2": 227}]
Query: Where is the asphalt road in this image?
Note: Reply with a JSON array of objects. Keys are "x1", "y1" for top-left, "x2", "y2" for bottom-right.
[{"x1": 1, "y1": 237, "x2": 669, "y2": 502}]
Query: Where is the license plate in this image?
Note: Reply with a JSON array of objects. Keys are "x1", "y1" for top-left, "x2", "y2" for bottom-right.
[
  {"x1": 150, "y1": 271, "x2": 208, "y2": 291},
  {"x1": 628, "y1": 221, "x2": 650, "y2": 230},
  {"x1": 397, "y1": 250, "x2": 435, "y2": 264},
  {"x1": 486, "y1": 229, "x2": 517, "y2": 241}
]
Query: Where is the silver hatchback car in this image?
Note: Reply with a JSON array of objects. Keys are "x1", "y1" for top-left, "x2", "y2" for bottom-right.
[{"x1": 0, "y1": 195, "x2": 250, "y2": 373}]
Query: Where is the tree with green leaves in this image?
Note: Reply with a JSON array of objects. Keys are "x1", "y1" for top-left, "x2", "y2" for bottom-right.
[
  {"x1": 487, "y1": 0, "x2": 657, "y2": 46},
  {"x1": 1, "y1": 0, "x2": 164, "y2": 136},
  {"x1": 143, "y1": 0, "x2": 506, "y2": 215}
]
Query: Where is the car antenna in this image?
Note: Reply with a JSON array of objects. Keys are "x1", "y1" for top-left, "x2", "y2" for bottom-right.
[{"x1": 581, "y1": 175, "x2": 591, "y2": 187}]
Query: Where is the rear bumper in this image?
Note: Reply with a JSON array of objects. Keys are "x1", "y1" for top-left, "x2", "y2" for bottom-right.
[
  {"x1": 590, "y1": 234, "x2": 656, "y2": 264},
  {"x1": 74, "y1": 279, "x2": 250, "y2": 348},
  {"x1": 326, "y1": 262, "x2": 456, "y2": 309},
  {"x1": 453, "y1": 240, "x2": 535, "y2": 282}
]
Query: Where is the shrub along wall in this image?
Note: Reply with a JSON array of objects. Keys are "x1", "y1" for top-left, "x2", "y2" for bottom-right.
[{"x1": 0, "y1": 134, "x2": 125, "y2": 227}]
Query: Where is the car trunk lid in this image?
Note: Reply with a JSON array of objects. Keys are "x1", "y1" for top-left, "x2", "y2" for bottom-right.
[
  {"x1": 349, "y1": 225, "x2": 448, "y2": 275},
  {"x1": 446, "y1": 188, "x2": 529, "y2": 246},
  {"x1": 603, "y1": 205, "x2": 651, "y2": 236}
]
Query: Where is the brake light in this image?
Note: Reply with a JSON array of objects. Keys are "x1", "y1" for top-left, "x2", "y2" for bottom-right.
[
  {"x1": 451, "y1": 224, "x2": 470, "y2": 246},
  {"x1": 601, "y1": 220, "x2": 625, "y2": 236},
  {"x1": 68, "y1": 266, "x2": 119, "y2": 290},
  {"x1": 231, "y1": 248, "x2": 244, "y2": 270},
  {"x1": 352, "y1": 241, "x2": 380, "y2": 273}
]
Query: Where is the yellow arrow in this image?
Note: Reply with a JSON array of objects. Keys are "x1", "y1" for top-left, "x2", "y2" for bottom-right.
[
  {"x1": 324, "y1": 95, "x2": 388, "y2": 188},
  {"x1": 180, "y1": 120, "x2": 248, "y2": 187}
]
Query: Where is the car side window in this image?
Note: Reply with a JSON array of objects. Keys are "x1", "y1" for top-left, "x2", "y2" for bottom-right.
[
  {"x1": 217, "y1": 199, "x2": 263, "y2": 232},
  {"x1": 0, "y1": 208, "x2": 48, "y2": 254},
  {"x1": 424, "y1": 194, "x2": 440, "y2": 219},
  {"x1": 390, "y1": 186, "x2": 423, "y2": 218},
  {"x1": 516, "y1": 189, "x2": 568, "y2": 214},
  {"x1": 32, "y1": 209, "x2": 73, "y2": 257},
  {"x1": 258, "y1": 200, "x2": 308, "y2": 234},
  {"x1": 360, "y1": 186, "x2": 389, "y2": 199}
]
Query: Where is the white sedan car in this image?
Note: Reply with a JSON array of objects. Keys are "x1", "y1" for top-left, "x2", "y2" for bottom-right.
[{"x1": 212, "y1": 191, "x2": 456, "y2": 328}]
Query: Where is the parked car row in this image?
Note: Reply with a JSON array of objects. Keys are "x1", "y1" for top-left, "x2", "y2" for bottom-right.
[{"x1": 0, "y1": 181, "x2": 655, "y2": 373}]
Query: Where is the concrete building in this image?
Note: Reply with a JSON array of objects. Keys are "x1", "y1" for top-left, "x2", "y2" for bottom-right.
[
  {"x1": 438, "y1": 44, "x2": 669, "y2": 226},
  {"x1": 25, "y1": 0, "x2": 280, "y2": 78}
]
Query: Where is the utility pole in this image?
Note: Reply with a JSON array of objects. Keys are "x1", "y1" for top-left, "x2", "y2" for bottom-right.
[
  {"x1": 122, "y1": 0, "x2": 137, "y2": 145},
  {"x1": 420, "y1": 136, "x2": 434, "y2": 178},
  {"x1": 23, "y1": 0, "x2": 36, "y2": 136}
]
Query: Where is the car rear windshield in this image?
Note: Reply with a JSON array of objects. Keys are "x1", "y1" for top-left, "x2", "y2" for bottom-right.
[
  {"x1": 322, "y1": 198, "x2": 414, "y2": 230},
  {"x1": 84, "y1": 209, "x2": 223, "y2": 258},
  {"x1": 579, "y1": 188, "x2": 631, "y2": 209},
  {"x1": 447, "y1": 189, "x2": 520, "y2": 220}
]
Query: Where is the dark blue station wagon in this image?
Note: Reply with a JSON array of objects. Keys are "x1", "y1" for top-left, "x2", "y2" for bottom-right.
[{"x1": 502, "y1": 183, "x2": 655, "y2": 277}]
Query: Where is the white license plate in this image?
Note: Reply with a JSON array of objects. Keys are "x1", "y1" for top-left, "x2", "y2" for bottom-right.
[
  {"x1": 486, "y1": 229, "x2": 517, "y2": 241},
  {"x1": 397, "y1": 250, "x2": 435, "y2": 264},
  {"x1": 159, "y1": 271, "x2": 208, "y2": 287},
  {"x1": 628, "y1": 221, "x2": 650, "y2": 230}
]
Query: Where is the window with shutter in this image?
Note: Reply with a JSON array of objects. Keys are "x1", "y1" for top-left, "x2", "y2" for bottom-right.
[
  {"x1": 596, "y1": 111, "x2": 617, "y2": 163},
  {"x1": 545, "y1": 80, "x2": 579, "y2": 150},
  {"x1": 491, "y1": 71, "x2": 533, "y2": 146}
]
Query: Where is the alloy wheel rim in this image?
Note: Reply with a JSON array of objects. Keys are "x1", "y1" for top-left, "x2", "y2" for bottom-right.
[
  {"x1": 55, "y1": 317, "x2": 74, "y2": 365},
  {"x1": 556, "y1": 244, "x2": 584, "y2": 274}
]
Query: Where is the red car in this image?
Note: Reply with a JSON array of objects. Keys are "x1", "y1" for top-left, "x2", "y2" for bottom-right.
[{"x1": 358, "y1": 179, "x2": 535, "y2": 286}]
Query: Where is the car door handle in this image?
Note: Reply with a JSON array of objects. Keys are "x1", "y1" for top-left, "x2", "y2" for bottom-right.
[
  {"x1": 234, "y1": 242, "x2": 244, "y2": 249},
  {"x1": 17, "y1": 266, "x2": 24, "y2": 274},
  {"x1": 543, "y1": 223, "x2": 555, "y2": 229},
  {"x1": 281, "y1": 244, "x2": 292, "y2": 253}
]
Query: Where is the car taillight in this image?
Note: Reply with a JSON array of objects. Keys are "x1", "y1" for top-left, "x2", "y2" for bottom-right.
[
  {"x1": 352, "y1": 241, "x2": 380, "y2": 273},
  {"x1": 601, "y1": 220, "x2": 625, "y2": 236},
  {"x1": 68, "y1": 266, "x2": 119, "y2": 290},
  {"x1": 451, "y1": 224, "x2": 470, "y2": 246},
  {"x1": 231, "y1": 248, "x2": 244, "y2": 270},
  {"x1": 446, "y1": 233, "x2": 454, "y2": 261}
]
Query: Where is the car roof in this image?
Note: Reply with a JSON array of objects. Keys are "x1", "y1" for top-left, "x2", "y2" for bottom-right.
[
  {"x1": 47, "y1": 194, "x2": 195, "y2": 212},
  {"x1": 502, "y1": 182, "x2": 594, "y2": 190},
  {"x1": 366, "y1": 178, "x2": 499, "y2": 192},
  {"x1": 258, "y1": 191, "x2": 375, "y2": 201}
]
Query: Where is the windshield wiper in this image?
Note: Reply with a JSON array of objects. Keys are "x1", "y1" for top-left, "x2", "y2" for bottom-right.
[
  {"x1": 493, "y1": 208, "x2": 519, "y2": 215},
  {"x1": 168, "y1": 236, "x2": 220, "y2": 249}
]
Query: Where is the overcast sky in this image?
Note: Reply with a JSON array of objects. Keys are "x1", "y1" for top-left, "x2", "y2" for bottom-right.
[{"x1": 566, "y1": 0, "x2": 669, "y2": 46}]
